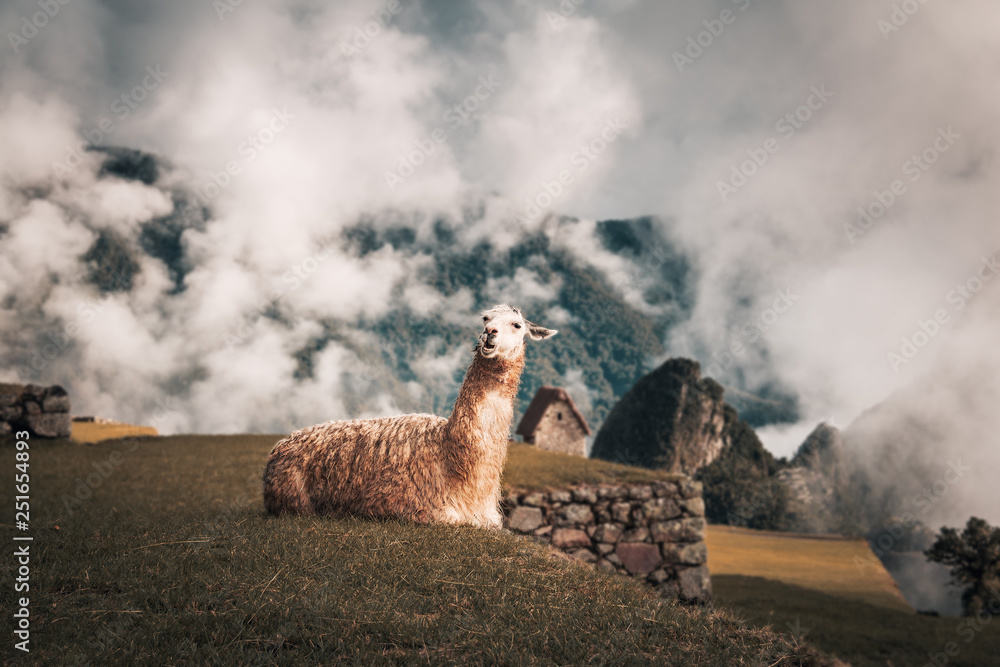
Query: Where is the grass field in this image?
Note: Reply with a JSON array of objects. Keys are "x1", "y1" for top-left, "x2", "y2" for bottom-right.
[
  {"x1": 1, "y1": 434, "x2": 832, "y2": 666},
  {"x1": 706, "y1": 526, "x2": 911, "y2": 612},
  {"x1": 65, "y1": 422, "x2": 683, "y2": 489},
  {"x1": 70, "y1": 421, "x2": 159, "y2": 444},
  {"x1": 502, "y1": 442, "x2": 685, "y2": 490},
  {"x1": 713, "y1": 576, "x2": 1000, "y2": 667}
]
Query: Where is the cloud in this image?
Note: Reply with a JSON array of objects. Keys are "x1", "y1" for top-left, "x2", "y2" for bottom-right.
[{"x1": 1, "y1": 0, "x2": 998, "y2": 534}]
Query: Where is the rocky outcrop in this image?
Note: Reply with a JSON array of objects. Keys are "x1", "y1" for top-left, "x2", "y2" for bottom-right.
[
  {"x1": 589, "y1": 358, "x2": 787, "y2": 530},
  {"x1": 0, "y1": 383, "x2": 71, "y2": 438},
  {"x1": 590, "y1": 359, "x2": 728, "y2": 474},
  {"x1": 503, "y1": 479, "x2": 711, "y2": 602},
  {"x1": 776, "y1": 423, "x2": 843, "y2": 530}
]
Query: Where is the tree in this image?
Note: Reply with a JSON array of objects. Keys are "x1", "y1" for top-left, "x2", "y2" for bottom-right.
[{"x1": 925, "y1": 517, "x2": 1000, "y2": 616}]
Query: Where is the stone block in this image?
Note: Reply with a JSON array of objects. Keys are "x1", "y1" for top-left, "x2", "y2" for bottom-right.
[
  {"x1": 25, "y1": 412, "x2": 71, "y2": 438},
  {"x1": 0, "y1": 405, "x2": 22, "y2": 422},
  {"x1": 650, "y1": 518, "x2": 706, "y2": 543},
  {"x1": 621, "y1": 527, "x2": 650, "y2": 543},
  {"x1": 614, "y1": 542, "x2": 662, "y2": 575},
  {"x1": 661, "y1": 542, "x2": 708, "y2": 566},
  {"x1": 627, "y1": 485, "x2": 653, "y2": 501},
  {"x1": 551, "y1": 528, "x2": 591, "y2": 549},
  {"x1": 647, "y1": 568, "x2": 670, "y2": 585},
  {"x1": 652, "y1": 480, "x2": 679, "y2": 498},
  {"x1": 592, "y1": 523, "x2": 623, "y2": 544},
  {"x1": 681, "y1": 497, "x2": 706, "y2": 517},
  {"x1": 42, "y1": 385, "x2": 70, "y2": 413},
  {"x1": 677, "y1": 565, "x2": 712, "y2": 601},
  {"x1": 553, "y1": 503, "x2": 594, "y2": 527},
  {"x1": 643, "y1": 497, "x2": 682, "y2": 521},
  {"x1": 572, "y1": 486, "x2": 597, "y2": 504},
  {"x1": 611, "y1": 502, "x2": 631, "y2": 524},
  {"x1": 550, "y1": 490, "x2": 572, "y2": 503},
  {"x1": 532, "y1": 525, "x2": 553, "y2": 537},
  {"x1": 21, "y1": 385, "x2": 45, "y2": 402},
  {"x1": 596, "y1": 543, "x2": 615, "y2": 555},
  {"x1": 597, "y1": 485, "x2": 626, "y2": 500},
  {"x1": 522, "y1": 492, "x2": 547, "y2": 507},
  {"x1": 508, "y1": 506, "x2": 544, "y2": 533},
  {"x1": 678, "y1": 479, "x2": 704, "y2": 499}
]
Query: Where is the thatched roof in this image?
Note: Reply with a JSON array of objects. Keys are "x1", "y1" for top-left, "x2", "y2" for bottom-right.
[{"x1": 516, "y1": 386, "x2": 591, "y2": 438}]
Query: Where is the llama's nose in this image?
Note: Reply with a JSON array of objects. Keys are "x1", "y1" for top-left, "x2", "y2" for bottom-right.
[{"x1": 485, "y1": 326, "x2": 498, "y2": 336}]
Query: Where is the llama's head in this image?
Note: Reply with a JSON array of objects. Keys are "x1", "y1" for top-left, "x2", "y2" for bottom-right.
[{"x1": 478, "y1": 304, "x2": 556, "y2": 360}]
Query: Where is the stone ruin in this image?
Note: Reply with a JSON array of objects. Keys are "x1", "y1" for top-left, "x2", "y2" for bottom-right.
[
  {"x1": 503, "y1": 478, "x2": 711, "y2": 602},
  {"x1": 0, "y1": 383, "x2": 72, "y2": 438}
]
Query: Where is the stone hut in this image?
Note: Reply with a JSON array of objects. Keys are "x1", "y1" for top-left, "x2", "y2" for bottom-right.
[{"x1": 516, "y1": 386, "x2": 591, "y2": 457}]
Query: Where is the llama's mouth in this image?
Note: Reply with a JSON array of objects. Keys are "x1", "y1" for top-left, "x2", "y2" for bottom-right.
[{"x1": 482, "y1": 342, "x2": 497, "y2": 353}]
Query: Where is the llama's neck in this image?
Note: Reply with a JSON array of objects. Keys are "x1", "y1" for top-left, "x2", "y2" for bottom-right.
[{"x1": 444, "y1": 345, "x2": 525, "y2": 484}]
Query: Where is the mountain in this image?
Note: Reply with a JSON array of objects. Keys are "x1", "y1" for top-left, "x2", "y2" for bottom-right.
[
  {"x1": 2, "y1": 145, "x2": 801, "y2": 436},
  {"x1": 775, "y1": 424, "x2": 866, "y2": 535},
  {"x1": 312, "y1": 217, "x2": 681, "y2": 431},
  {"x1": 590, "y1": 358, "x2": 788, "y2": 530}
]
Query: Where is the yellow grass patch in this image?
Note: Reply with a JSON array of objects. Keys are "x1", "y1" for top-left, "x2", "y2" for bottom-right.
[
  {"x1": 502, "y1": 442, "x2": 685, "y2": 491},
  {"x1": 706, "y1": 525, "x2": 912, "y2": 612},
  {"x1": 71, "y1": 421, "x2": 159, "y2": 444}
]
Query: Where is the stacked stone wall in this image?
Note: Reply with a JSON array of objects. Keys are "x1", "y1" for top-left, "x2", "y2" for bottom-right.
[
  {"x1": 503, "y1": 479, "x2": 711, "y2": 601},
  {"x1": 0, "y1": 383, "x2": 71, "y2": 438}
]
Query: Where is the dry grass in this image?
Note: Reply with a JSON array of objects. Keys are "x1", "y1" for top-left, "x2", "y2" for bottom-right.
[
  {"x1": 71, "y1": 421, "x2": 159, "y2": 444},
  {"x1": 0, "y1": 434, "x2": 835, "y2": 666},
  {"x1": 714, "y1": 575, "x2": 1000, "y2": 667},
  {"x1": 706, "y1": 525, "x2": 912, "y2": 612},
  {"x1": 501, "y1": 442, "x2": 685, "y2": 491}
]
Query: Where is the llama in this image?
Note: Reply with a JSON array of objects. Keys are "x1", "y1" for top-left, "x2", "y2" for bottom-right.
[{"x1": 262, "y1": 304, "x2": 556, "y2": 528}]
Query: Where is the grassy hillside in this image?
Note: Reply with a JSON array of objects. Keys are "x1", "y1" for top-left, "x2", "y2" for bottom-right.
[
  {"x1": 1, "y1": 434, "x2": 831, "y2": 666},
  {"x1": 714, "y1": 576, "x2": 1000, "y2": 667},
  {"x1": 503, "y1": 442, "x2": 684, "y2": 490},
  {"x1": 706, "y1": 526, "x2": 909, "y2": 612}
]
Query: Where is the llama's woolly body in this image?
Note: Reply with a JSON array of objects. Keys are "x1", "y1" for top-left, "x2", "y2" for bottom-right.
[{"x1": 262, "y1": 314, "x2": 535, "y2": 528}]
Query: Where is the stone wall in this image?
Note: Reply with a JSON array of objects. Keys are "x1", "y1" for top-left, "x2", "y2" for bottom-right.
[
  {"x1": 503, "y1": 479, "x2": 711, "y2": 602},
  {"x1": 0, "y1": 383, "x2": 72, "y2": 438}
]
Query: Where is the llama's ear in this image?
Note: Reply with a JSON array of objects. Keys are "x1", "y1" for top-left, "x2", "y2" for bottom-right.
[{"x1": 526, "y1": 322, "x2": 557, "y2": 340}]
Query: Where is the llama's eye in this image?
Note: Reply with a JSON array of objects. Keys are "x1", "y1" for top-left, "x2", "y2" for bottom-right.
[{"x1": 513, "y1": 323, "x2": 521, "y2": 329}]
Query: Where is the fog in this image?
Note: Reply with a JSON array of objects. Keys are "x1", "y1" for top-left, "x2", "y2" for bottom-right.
[{"x1": 2, "y1": 0, "x2": 998, "y2": 537}]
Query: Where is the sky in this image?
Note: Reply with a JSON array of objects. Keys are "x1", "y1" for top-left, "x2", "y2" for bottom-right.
[{"x1": 1, "y1": 0, "x2": 998, "y2": 527}]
